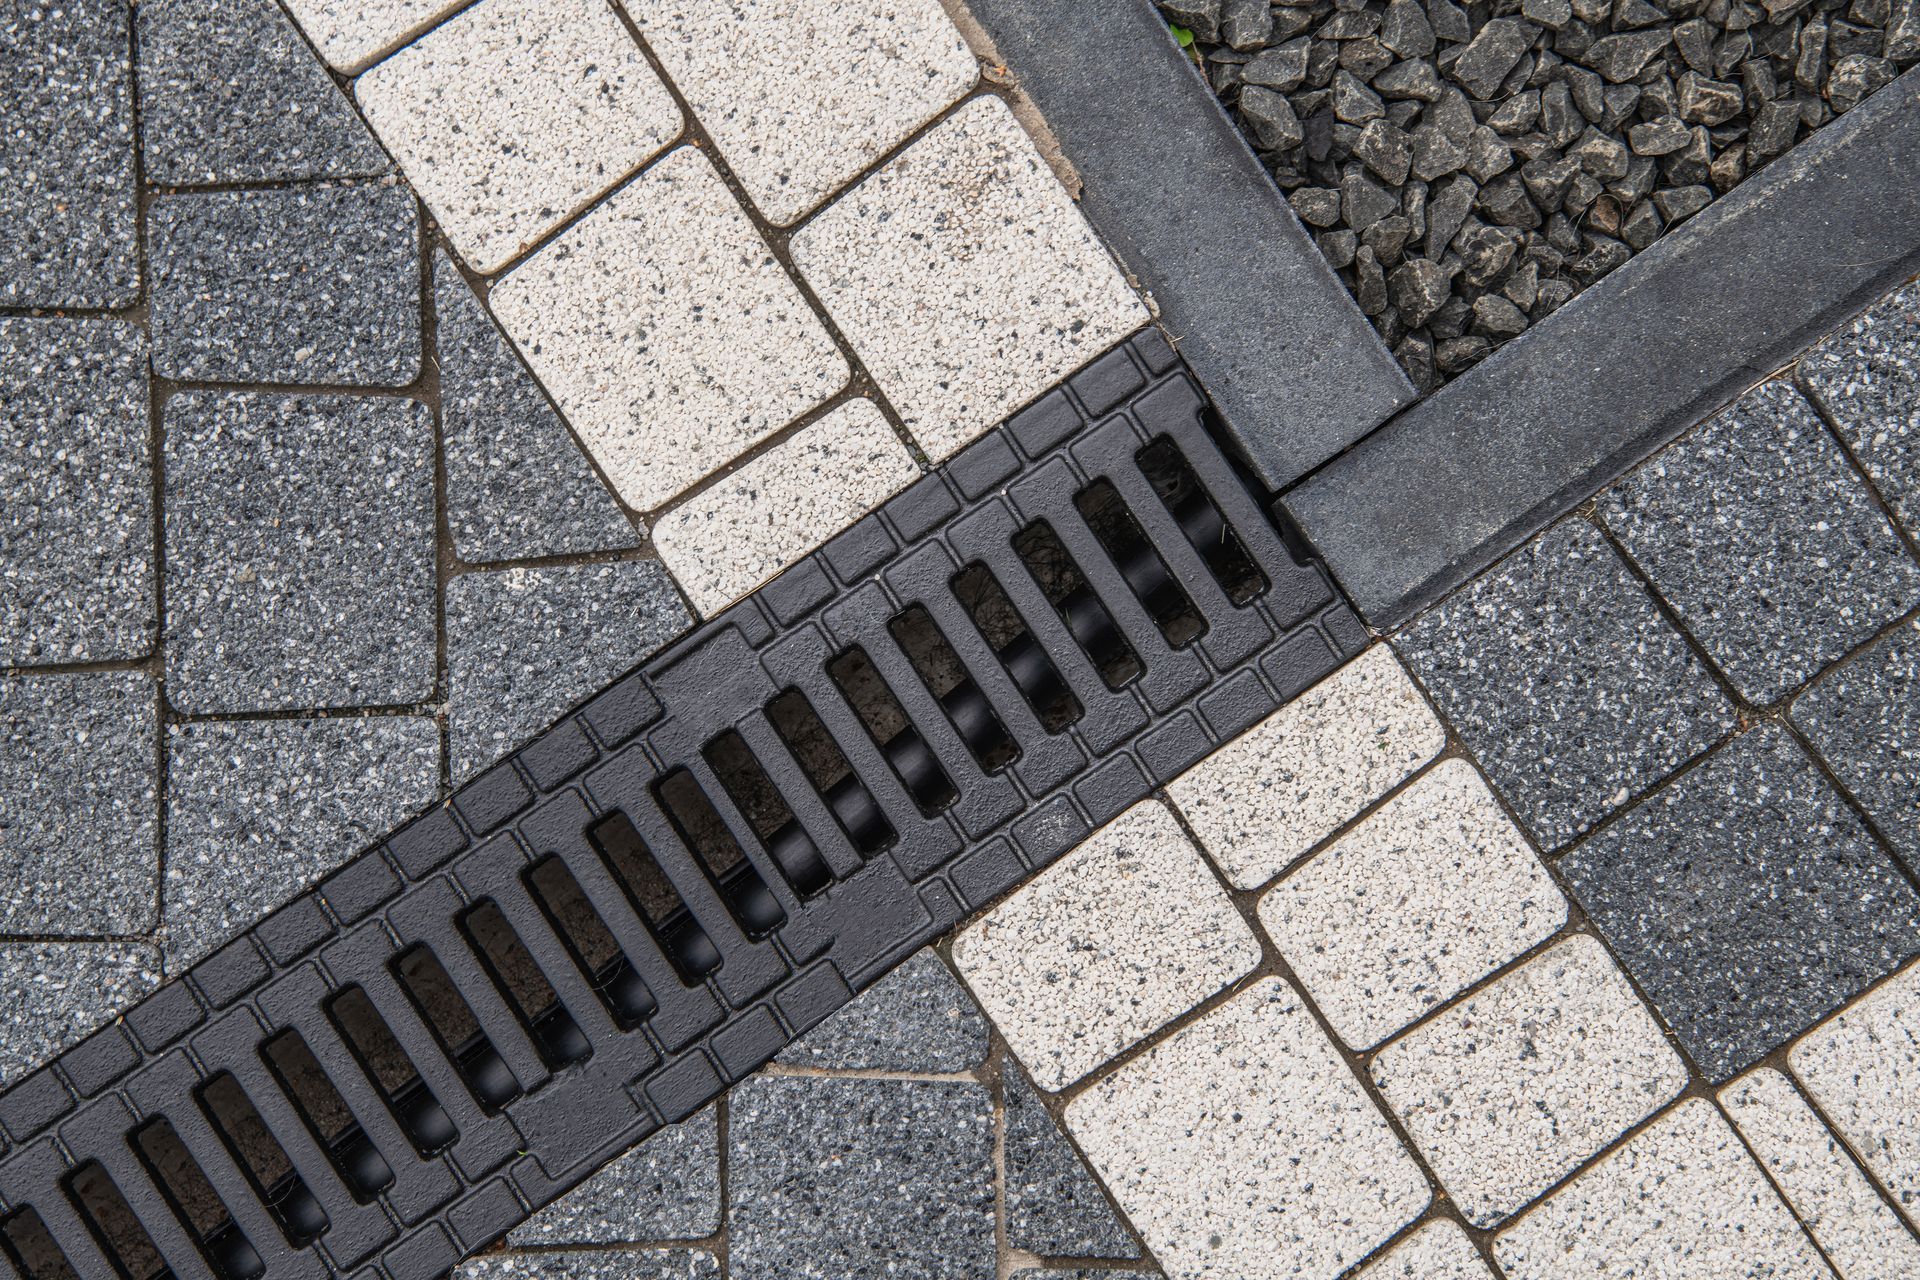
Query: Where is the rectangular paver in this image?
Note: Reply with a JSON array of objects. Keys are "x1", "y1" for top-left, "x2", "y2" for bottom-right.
[
  {"x1": 774, "y1": 950, "x2": 988, "y2": 1074},
  {"x1": 0, "y1": 943, "x2": 159, "y2": 1090},
  {"x1": 1257, "y1": 757, "x2": 1566, "y2": 1050},
  {"x1": 1065, "y1": 976, "x2": 1430, "y2": 1280},
  {"x1": 1166, "y1": 645, "x2": 1444, "y2": 889},
  {"x1": 1358, "y1": 1221, "x2": 1495, "y2": 1280},
  {"x1": 950, "y1": 798, "x2": 1261, "y2": 1091},
  {"x1": 1800, "y1": 280, "x2": 1920, "y2": 542},
  {"x1": 652, "y1": 399, "x2": 919, "y2": 615},
  {"x1": 492, "y1": 146, "x2": 847, "y2": 511},
  {"x1": 790, "y1": 96, "x2": 1147, "y2": 462},
  {"x1": 1793, "y1": 621, "x2": 1920, "y2": 871},
  {"x1": 1370, "y1": 935, "x2": 1688, "y2": 1228},
  {"x1": 355, "y1": 0, "x2": 681, "y2": 273},
  {"x1": 461, "y1": 1251, "x2": 718, "y2": 1280},
  {"x1": 507, "y1": 1107, "x2": 719, "y2": 1245},
  {"x1": 282, "y1": 0, "x2": 469, "y2": 72}
]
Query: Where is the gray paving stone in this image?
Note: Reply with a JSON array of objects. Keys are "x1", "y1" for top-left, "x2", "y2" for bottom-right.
[
  {"x1": 162, "y1": 392, "x2": 437, "y2": 714},
  {"x1": 1793, "y1": 622, "x2": 1920, "y2": 870},
  {"x1": 508, "y1": 1107, "x2": 719, "y2": 1245},
  {"x1": 444, "y1": 561, "x2": 691, "y2": 780},
  {"x1": 135, "y1": 0, "x2": 388, "y2": 185},
  {"x1": 162, "y1": 716, "x2": 439, "y2": 969},
  {"x1": 728, "y1": 1075, "x2": 995, "y2": 1280},
  {"x1": 1397, "y1": 519, "x2": 1734, "y2": 849},
  {"x1": 1004, "y1": 1067, "x2": 1138, "y2": 1260},
  {"x1": 1600, "y1": 379, "x2": 1920, "y2": 704},
  {"x1": 435, "y1": 253, "x2": 637, "y2": 564},
  {"x1": 0, "y1": 943, "x2": 159, "y2": 1089},
  {"x1": 148, "y1": 185, "x2": 420, "y2": 386},
  {"x1": 0, "y1": 671, "x2": 157, "y2": 935},
  {"x1": 460, "y1": 1250, "x2": 719, "y2": 1280},
  {"x1": 1800, "y1": 279, "x2": 1920, "y2": 541},
  {"x1": 1, "y1": 319, "x2": 153, "y2": 666},
  {"x1": 0, "y1": 0, "x2": 138, "y2": 307},
  {"x1": 1562, "y1": 723, "x2": 1920, "y2": 1081},
  {"x1": 774, "y1": 950, "x2": 987, "y2": 1073}
]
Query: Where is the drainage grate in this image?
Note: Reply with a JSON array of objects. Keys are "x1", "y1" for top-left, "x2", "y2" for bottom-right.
[{"x1": 0, "y1": 331, "x2": 1365, "y2": 1280}]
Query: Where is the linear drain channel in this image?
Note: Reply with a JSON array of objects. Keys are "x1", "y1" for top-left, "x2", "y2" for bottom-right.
[{"x1": 0, "y1": 332, "x2": 1365, "y2": 1280}]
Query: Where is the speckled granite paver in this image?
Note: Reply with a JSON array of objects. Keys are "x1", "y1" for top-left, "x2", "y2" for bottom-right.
[
  {"x1": 1562, "y1": 724, "x2": 1920, "y2": 1082},
  {"x1": 163, "y1": 392, "x2": 437, "y2": 714},
  {"x1": 148, "y1": 184, "x2": 421, "y2": 386},
  {"x1": 0, "y1": 671, "x2": 157, "y2": 936},
  {"x1": 1003, "y1": 1068, "x2": 1139, "y2": 1260},
  {"x1": 774, "y1": 950, "x2": 987, "y2": 1073},
  {"x1": 1801, "y1": 280, "x2": 1920, "y2": 540},
  {"x1": 1601, "y1": 379, "x2": 1920, "y2": 704},
  {"x1": 281, "y1": 0, "x2": 468, "y2": 73},
  {"x1": 1794, "y1": 621, "x2": 1920, "y2": 871},
  {"x1": 1358, "y1": 1222, "x2": 1494, "y2": 1280},
  {"x1": 0, "y1": 319, "x2": 153, "y2": 667},
  {"x1": 162, "y1": 716, "x2": 439, "y2": 969},
  {"x1": 460, "y1": 1250, "x2": 719, "y2": 1280},
  {"x1": 505, "y1": 1108, "x2": 719, "y2": 1246},
  {"x1": 136, "y1": 0, "x2": 388, "y2": 185},
  {"x1": 0, "y1": 942, "x2": 159, "y2": 1089}
]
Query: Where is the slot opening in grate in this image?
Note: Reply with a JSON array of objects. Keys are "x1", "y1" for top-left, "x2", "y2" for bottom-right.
[
  {"x1": 655, "y1": 771, "x2": 786, "y2": 939},
  {"x1": 1, "y1": 1206, "x2": 79, "y2": 1280},
  {"x1": 1074, "y1": 479, "x2": 1205, "y2": 647},
  {"x1": 704, "y1": 731, "x2": 832, "y2": 899},
  {"x1": 132, "y1": 1119, "x2": 263, "y2": 1280},
  {"x1": 458, "y1": 902, "x2": 591, "y2": 1069},
  {"x1": 826, "y1": 647, "x2": 957, "y2": 815},
  {"x1": 391, "y1": 946, "x2": 521, "y2": 1113},
  {"x1": 196, "y1": 1074, "x2": 326, "y2": 1247},
  {"x1": 586, "y1": 811, "x2": 722, "y2": 983},
  {"x1": 951, "y1": 564, "x2": 1080, "y2": 732},
  {"x1": 65, "y1": 1162, "x2": 165, "y2": 1280},
  {"x1": 887, "y1": 606, "x2": 1018, "y2": 773},
  {"x1": 1010, "y1": 522, "x2": 1141, "y2": 688},
  {"x1": 1136, "y1": 436, "x2": 1266, "y2": 605},
  {"x1": 764, "y1": 690, "x2": 894, "y2": 855},
  {"x1": 325, "y1": 987, "x2": 455, "y2": 1156},
  {"x1": 524, "y1": 856, "x2": 657, "y2": 1028},
  {"x1": 259, "y1": 1031, "x2": 392, "y2": 1200}
]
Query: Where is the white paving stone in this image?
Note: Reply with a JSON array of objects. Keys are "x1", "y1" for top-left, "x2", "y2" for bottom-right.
[
  {"x1": 1790, "y1": 960, "x2": 1920, "y2": 1233},
  {"x1": 1357, "y1": 1221, "x2": 1495, "y2": 1279},
  {"x1": 355, "y1": 0, "x2": 681, "y2": 274},
  {"x1": 491, "y1": 146, "x2": 848, "y2": 511},
  {"x1": 1167, "y1": 645, "x2": 1446, "y2": 889},
  {"x1": 652, "y1": 399, "x2": 919, "y2": 615},
  {"x1": 1493, "y1": 1098, "x2": 1831, "y2": 1280},
  {"x1": 950, "y1": 799, "x2": 1260, "y2": 1091},
  {"x1": 625, "y1": 0, "x2": 977, "y2": 225},
  {"x1": 1065, "y1": 976, "x2": 1431, "y2": 1280},
  {"x1": 1370, "y1": 934, "x2": 1688, "y2": 1228},
  {"x1": 1722, "y1": 1066, "x2": 1920, "y2": 1280},
  {"x1": 790, "y1": 96, "x2": 1146, "y2": 462},
  {"x1": 1257, "y1": 758, "x2": 1566, "y2": 1050},
  {"x1": 282, "y1": 0, "x2": 467, "y2": 73}
]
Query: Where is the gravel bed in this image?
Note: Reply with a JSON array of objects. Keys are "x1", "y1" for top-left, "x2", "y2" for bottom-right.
[{"x1": 1160, "y1": 0, "x2": 1919, "y2": 387}]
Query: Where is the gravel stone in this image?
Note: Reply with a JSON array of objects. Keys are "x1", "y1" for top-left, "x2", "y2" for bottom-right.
[
  {"x1": 1581, "y1": 28, "x2": 1673, "y2": 80},
  {"x1": 148, "y1": 185, "x2": 421, "y2": 386},
  {"x1": 728, "y1": 1076, "x2": 994, "y2": 1280},
  {"x1": 1827, "y1": 51, "x2": 1897, "y2": 107},
  {"x1": 1358, "y1": 1221, "x2": 1495, "y2": 1278},
  {"x1": 163, "y1": 393, "x2": 437, "y2": 714},
  {"x1": 507, "y1": 1107, "x2": 719, "y2": 1244},
  {"x1": 1628, "y1": 113, "x2": 1692, "y2": 152},
  {"x1": 1799, "y1": 278, "x2": 1920, "y2": 538},
  {"x1": 1290, "y1": 185, "x2": 1344, "y2": 226},
  {"x1": 1398, "y1": 519, "x2": 1733, "y2": 848},
  {"x1": 1342, "y1": 167, "x2": 1401, "y2": 227},
  {"x1": 1599, "y1": 378, "x2": 1920, "y2": 703},
  {"x1": 0, "y1": 943, "x2": 160, "y2": 1089},
  {"x1": 1245, "y1": 38, "x2": 1311, "y2": 87},
  {"x1": 774, "y1": 950, "x2": 988, "y2": 1073},
  {"x1": 0, "y1": 672, "x2": 157, "y2": 935},
  {"x1": 1382, "y1": 0, "x2": 1439, "y2": 56},
  {"x1": 444, "y1": 559, "x2": 691, "y2": 780},
  {"x1": 461, "y1": 1251, "x2": 718, "y2": 1280},
  {"x1": 1241, "y1": 84, "x2": 1305, "y2": 148},
  {"x1": 1389, "y1": 256, "x2": 1453, "y2": 325},
  {"x1": 163, "y1": 716, "x2": 439, "y2": 969},
  {"x1": 0, "y1": 0, "x2": 138, "y2": 307},
  {"x1": 1451, "y1": 19, "x2": 1538, "y2": 96},
  {"x1": 1003, "y1": 1068, "x2": 1138, "y2": 1259},
  {"x1": 1793, "y1": 622, "x2": 1920, "y2": 869},
  {"x1": 1, "y1": 319, "x2": 153, "y2": 666},
  {"x1": 1564, "y1": 723, "x2": 1920, "y2": 1080},
  {"x1": 136, "y1": 0, "x2": 387, "y2": 185},
  {"x1": 1223, "y1": 0, "x2": 1274, "y2": 48},
  {"x1": 435, "y1": 253, "x2": 637, "y2": 565}
]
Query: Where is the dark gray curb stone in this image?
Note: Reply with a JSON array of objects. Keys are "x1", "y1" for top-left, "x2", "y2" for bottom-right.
[
  {"x1": 962, "y1": 0, "x2": 1413, "y2": 487},
  {"x1": 1287, "y1": 63, "x2": 1920, "y2": 627}
]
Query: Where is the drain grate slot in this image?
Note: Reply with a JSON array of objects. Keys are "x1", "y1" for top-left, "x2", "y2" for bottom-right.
[
  {"x1": 195, "y1": 1077, "x2": 322, "y2": 1249},
  {"x1": 827, "y1": 647, "x2": 956, "y2": 815},
  {"x1": 391, "y1": 946, "x2": 520, "y2": 1113},
  {"x1": 324, "y1": 988, "x2": 453, "y2": 1157},
  {"x1": 765, "y1": 690, "x2": 894, "y2": 856},
  {"x1": 1136, "y1": 436, "x2": 1265, "y2": 605},
  {"x1": 3, "y1": 1208, "x2": 79, "y2": 1280},
  {"x1": 65, "y1": 1164, "x2": 164, "y2": 1280},
  {"x1": 587, "y1": 811, "x2": 720, "y2": 983},
  {"x1": 950, "y1": 564, "x2": 1079, "y2": 733},
  {"x1": 131, "y1": 1121, "x2": 259, "y2": 1280},
  {"x1": 888, "y1": 606, "x2": 1018, "y2": 773},
  {"x1": 1074, "y1": 478, "x2": 1205, "y2": 648},
  {"x1": 525, "y1": 856, "x2": 656, "y2": 1029},
  {"x1": 458, "y1": 903, "x2": 590, "y2": 1069},
  {"x1": 704, "y1": 732, "x2": 833, "y2": 899},
  {"x1": 1011, "y1": 521, "x2": 1140, "y2": 688},
  {"x1": 257, "y1": 1034, "x2": 391, "y2": 1202},
  {"x1": 655, "y1": 770, "x2": 786, "y2": 940}
]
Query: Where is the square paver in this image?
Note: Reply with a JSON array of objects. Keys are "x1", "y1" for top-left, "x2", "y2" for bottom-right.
[
  {"x1": 163, "y1": 716, "x2": 439, "y2": 969},
  {"x1": 950, "y1": 798, "x2": 1261, "y2": 1091},
  {"x1": 1167, "y1": 645, "x2": 1445, "y2": 889},
  {"x1": 163, "y1": 392, "x2": 437, "y2": 714},
  {"x1": 1789, "y1": 959, "x2": 1920, "y2": 1230},
  {"x1": 492, "y1": 146, "x2": 847, "y2": 511},
  {"x1": 1793, "y1": 621, "x2": 1920, "y2": 871},
  {"x1": 1370, "y1": 935, "x2": 1688, "y2": 1228},
  {"x1": 728, "y1": 1076, "x2": 994, "y2": 1280},
  {"x1": 626, "y1": 0, "x2": 976, "y2": 225},
  {"x1": 0, "y1": 672, "x2": 157, "y2": 936},
  {"x1": 0, "y1": 943, "x2": 159, "y2": 1090},
  {"x1": 652, "y1": 399, "x2": 919, "y2": 615},
  {"x1": 1066, "y1": 977, "x2": 1430, "y2": 1280},
  {"x1": 460, "y1": 1251, "x2": 718, "y2": 1280},
  {"x1": 444, "y1": 560, "x2": 692, "y2": 780},
  {"x1": 1, "y1": 319, "x2": 153, "y2": 666},
  {"x1": 1397, "y1": 518, "x2": 1735, "y2": 849},
  {"x1": 0, "y1": 0, "x2": 138, "y2": 307},
  {"x1": 1721, "y1": 1065, "x2": 1920, "y2": 1278},
  {"x1": 774, "y1": 950, "x2": 988, "y2": 1073},
  {"x1": 356, "y1": 0, "x2": 680, "y2": 273},
  {"x1": 136, "y1": 0, "x2": 388, "y2": 185},
  {"x1": 1003, "y1": 1066, "x2": 1138, "y2": 1260},
  {"x1": 1492, "y1": 1099, "x2": 1828, "y2": 1280},
  {"x1": 507, "y1": 1106, "x2": 719, "y2": 1245},
  {"x1": 148, "y1": 185, "x2": 421, "y2": 386},
  {"x1": 1800, "y1": 280, "x2": 1920, "y2": 541},
  {"x1": 1562, "y1": 723, "x2": 1920, "y2": 1082},
  {"x1": 1257, "y1": 757, "x2": 1567, "y2": 1050},
  {"x1": 790, "y1": 96, "x2": 1146, "y2": 461},
  {"x1": 282, "y1": 0, "x2": 468, "y2": 73},
  {"x1": 1357, "y1": 1222, "x2": 1495, "y2": 1280},
  {"x1": 1600, "y1": 378, "x2": 1920, "y2": 704}
]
